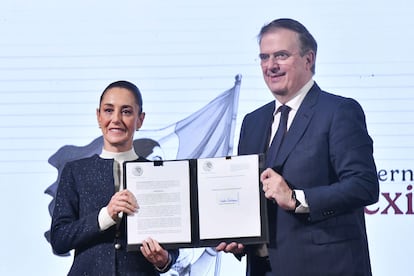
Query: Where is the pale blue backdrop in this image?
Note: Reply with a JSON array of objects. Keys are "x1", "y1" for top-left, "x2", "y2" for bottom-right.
[{"x1": 0, "y1": 1, "x2": 413, "y2": 275}]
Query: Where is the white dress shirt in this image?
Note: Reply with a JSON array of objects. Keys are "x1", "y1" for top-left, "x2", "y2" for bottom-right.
[{"x1": 269, "y1": 79, "x2": 315, "y2": 213}]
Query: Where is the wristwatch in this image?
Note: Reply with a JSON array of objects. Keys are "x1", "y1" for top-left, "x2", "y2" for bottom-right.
[{"x1": 291, "y1": 190, "x2": 301, "y2": 211}]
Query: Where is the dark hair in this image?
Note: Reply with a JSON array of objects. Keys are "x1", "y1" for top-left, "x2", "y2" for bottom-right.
[
  {"x1": 258, "y1": 18, "x2": 318, "y2": 74},
  {"x1": 99, "y1": 80, "x2": 143, "y2": 113}
]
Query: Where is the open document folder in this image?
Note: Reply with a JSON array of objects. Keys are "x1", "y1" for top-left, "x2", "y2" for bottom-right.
[{"x1": 124, "y1": 154, "x2": 268, "y2": 251}]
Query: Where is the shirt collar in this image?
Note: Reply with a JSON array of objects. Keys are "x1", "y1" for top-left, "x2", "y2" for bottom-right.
[
  {"x1": 100, "y1": 148, "x2": 138, "y2": 163},
  {"x1": 273, "y1": 79, "x2": 314, "y2": 115}
]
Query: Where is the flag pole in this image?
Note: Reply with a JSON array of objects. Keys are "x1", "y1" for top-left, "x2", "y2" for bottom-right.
[{"x1": 227, "y1": 74, "x2": 242, "y2": 155}]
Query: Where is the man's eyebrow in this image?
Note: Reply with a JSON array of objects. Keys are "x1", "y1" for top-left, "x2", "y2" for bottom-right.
[{"x1": 260, "y1": 50, "x2": 289, "y2": 55}]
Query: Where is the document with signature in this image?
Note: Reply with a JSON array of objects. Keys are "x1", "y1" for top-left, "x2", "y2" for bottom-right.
[
  {"x1": 196, "y1": 154, "x2": 267, "y2": 246},
  {"x1": 124, "y1": 154, "x2": 267, "y2": 250},
  {"x1": 124, "y1": 160, "x2": 192, "y2": 250}
]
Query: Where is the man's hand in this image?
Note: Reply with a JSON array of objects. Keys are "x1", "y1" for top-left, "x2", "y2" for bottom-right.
[
  {"x1": 261, "y1": 168, "x2": 296, "y2": 211},
  {"x1": 215, "y1": 242, "x2": 245, "y2": 255}
]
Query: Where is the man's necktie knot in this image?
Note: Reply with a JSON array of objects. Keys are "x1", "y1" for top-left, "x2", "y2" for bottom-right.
[{"x1": 278, "y1": 105, "x2": 291, "y2": 119}]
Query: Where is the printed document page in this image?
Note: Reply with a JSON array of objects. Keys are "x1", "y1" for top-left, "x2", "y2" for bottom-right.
[
  {"x1": 125, "y1": 160, "x2": 192, "y2": 246},
  {"x1": 197, "y1": 155, "x2": 261, "y2": 240}
]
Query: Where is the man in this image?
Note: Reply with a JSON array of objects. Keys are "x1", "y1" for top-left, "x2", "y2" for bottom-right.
[{"x1": 216, "y1": 18, "x2": 379, "y2": 276}]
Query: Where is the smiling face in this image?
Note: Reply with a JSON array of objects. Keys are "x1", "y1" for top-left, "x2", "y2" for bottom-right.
[
  {"x1": 259, "y1": 28, "x2": 315, "y2": 103},
  {"x1": 97, "y1": 87, "x2": 145, "y2": 152}
]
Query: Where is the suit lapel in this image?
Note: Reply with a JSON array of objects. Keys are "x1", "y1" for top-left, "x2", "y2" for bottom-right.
[
  {"x1": 243, "y1": 101, "x2": 274, "y2": 155},
  {"x1": 274, "y1": 83, "x2": 320, "y2": 169},
  {"x1": 261, "y1": 102, "x2": 275, "y2": 152}
]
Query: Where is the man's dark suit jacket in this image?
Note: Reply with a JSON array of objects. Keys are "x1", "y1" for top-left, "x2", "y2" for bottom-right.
[
  {"x1": 238, "y1": 83, "x2": 379, "y2": 276},
  {"x1": 51, "y1": 154, "x2": 179, "y2": 276}
]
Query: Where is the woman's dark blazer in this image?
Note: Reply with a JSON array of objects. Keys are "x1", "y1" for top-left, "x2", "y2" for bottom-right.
[{"x1": 51, "y1": 154, "x2": 178, "y2": 276}]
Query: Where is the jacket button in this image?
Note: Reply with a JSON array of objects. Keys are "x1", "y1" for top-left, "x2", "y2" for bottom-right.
[{"x1": 114, "y1": 243, "x2": 121, "y2": 250}]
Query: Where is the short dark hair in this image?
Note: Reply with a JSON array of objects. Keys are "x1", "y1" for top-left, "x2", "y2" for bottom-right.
[
  {"x1": 100, "y1": 80, "x2": 143, "y2": 113},
  {"x1": 258, "y1": 18, "x2": 318, "y2": 74}
]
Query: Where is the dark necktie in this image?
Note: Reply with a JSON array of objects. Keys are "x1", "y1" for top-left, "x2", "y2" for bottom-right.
[{"x1": 265, "y1": 105, "x2": 291, "y2": 167}]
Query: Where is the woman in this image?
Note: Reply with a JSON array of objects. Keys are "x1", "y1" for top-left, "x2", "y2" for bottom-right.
[{"x1": 51, "y1": 80, "x2": 178, "y2": 275}]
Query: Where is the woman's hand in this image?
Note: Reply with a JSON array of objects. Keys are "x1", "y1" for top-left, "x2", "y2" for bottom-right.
[
  {"x1": 140, "y1": 238, "x2": 170, "y2": 269},
  {"x1": 107, "y1": 189, "x2": 138, "y2": 220}
]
